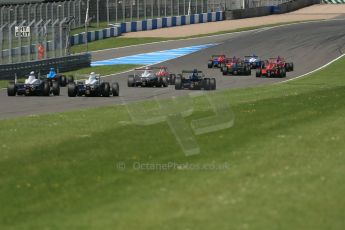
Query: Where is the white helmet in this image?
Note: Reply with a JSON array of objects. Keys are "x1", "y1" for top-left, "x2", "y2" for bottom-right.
[{"x1": 30, "y1": 71, "x2": 35, "y2": 75}]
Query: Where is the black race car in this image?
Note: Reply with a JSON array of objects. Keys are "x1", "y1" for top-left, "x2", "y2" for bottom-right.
[
  {"x1": 68, "y1": 73, "x2": 119, "y2": 97},
  {"x1": 174, "y1": 69, "x2": 216, "y2": 90},
  {"x1": 46, "y1": 68, "x2": 74, "y2": 87},
  {"x1": 7, "y1": 74, "x2": 59, "y2": 96}
]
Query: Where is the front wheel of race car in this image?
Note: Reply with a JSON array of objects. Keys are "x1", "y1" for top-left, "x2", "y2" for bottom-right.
[
  {"x1": 43, "y1": 82, "x2": 50, "y2": 96},
  {"x1": 128, "y1": 75, "x2": 135, "y2": 87},
  {"x1": 210, "y1": 78, "x2": 216, "y2": 90},
  {"x1": 175, "y1": 77, "x2": 182, "y2": 90},
  {"x1": 102, "y1": 82, "x2": 110, "y2": 97},
  {"x1": 52, "y1": 81, "x2": 60, "y2": 96},
  {"x1": 7, "y1": 83, "x2": 16, "y2": 96},
  {"x1": 68, "y1": 83, "x2": 77, "y2": 97},
  {"x1": 112, "y1": 82, "x2": 119, "y2": 96}
]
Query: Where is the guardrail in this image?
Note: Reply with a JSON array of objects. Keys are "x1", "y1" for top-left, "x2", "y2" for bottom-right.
[{"x1": 0, "y1": 53, "x2": 91, "y2": 80}]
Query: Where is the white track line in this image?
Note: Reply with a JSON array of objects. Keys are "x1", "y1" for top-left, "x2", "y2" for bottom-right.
[{"x1": 278, "y1": 53, "x2": 345, "y2": 84}]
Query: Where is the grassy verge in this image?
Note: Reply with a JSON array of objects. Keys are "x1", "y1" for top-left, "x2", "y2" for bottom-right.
[
  {"x1": 71, "y1": 20, "x2": 318, "y2": 53},
  {"x1": 1, "y1": 55, "x2": 345, "y2": 228},
  {"x1": 0, "y1": 65, "x2": 139, "y2": 89}
]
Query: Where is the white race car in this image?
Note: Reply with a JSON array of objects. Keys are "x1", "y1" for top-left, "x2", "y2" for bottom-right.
[{"x1": 128, "y1": 67, "x2": 168, "y2": 87}]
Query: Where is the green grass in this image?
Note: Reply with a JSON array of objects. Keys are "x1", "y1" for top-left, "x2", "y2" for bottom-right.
[
  {"x1": 71, "y1": 20, "x2": 319, "y2": 54},
  {"x1": 0, "y1": 65, "x2": 139, "y2": 89},
  {"x1": 1, "y1": 56, "x2": 345, "y2": 229}
]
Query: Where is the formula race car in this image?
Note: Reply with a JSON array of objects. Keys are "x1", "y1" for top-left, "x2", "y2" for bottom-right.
[
  {"x1": 274, "y1": 56, "x2": 294, "y2": 72},
  {"x1": 221, "y1": 57, "x2": 251, "y2": 76},
  {"x1": 7, "y1": 71, "x2": 60, "y2": 96},
  {"x1": 128, "y1": 67, "x2": 168, "y2": 87},
  {"x1": 67, "y1": 72, "x2": 119, "y2": 97},
  {"x1": 46, "y1": 67, "x2": 74, "y2": 87},
  {"x1": 244, "y1": 55, "x2": 264, "y2": 69},
  {"x1": 175, "y1": 69, "x2": 216, "y2": 90},
  {"x1": 208, "y1": 55, "x2": 226, "y2": 68},
  {"x1": 256, "y1": 59, "x2": 286, "y2": 78},
  {"x1": 151, "y1": 66, "x2": 176, "y2": 85}
]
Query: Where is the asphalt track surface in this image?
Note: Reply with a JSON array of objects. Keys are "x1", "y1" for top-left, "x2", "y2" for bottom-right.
[{"x1": 1, "y1": 19, "x2": 345, "y2": 119}]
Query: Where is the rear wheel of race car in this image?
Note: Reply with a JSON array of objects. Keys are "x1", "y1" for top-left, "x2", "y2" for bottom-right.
[
  {"x1": 67, "y1": 75, "x2": 74, "y2": 84},
  {"x1": 175, "y1": 77, "x2": 182, "y2": 90},
  {"x1": 210, "y1": 78, "x2": 216, "y2": 90},
  {"x1": 43, "y1": 82, "x2": 50, "y2": 96},
  {"x1": 52, "y1": 81, "x2": 60, "y2": 96},
  {"x1": 102, "y1": 82, "x2": 110, "y2": 97},
  {"x1": 112, "y1": 82, "x2": 119, "y2": 96},
  {"x1": 290, "y1": 62, "x2": 294, "y2": 71},
  {"x1": 68, "y1": 83, "x2": 77, "y2": 97},
  {"x1": 7, "y1": 83, "x2": 16, "y2": 96},
  {"x1": 207, "y1": 61, "x2": 213, "y2": 68},
  {"x1": 60, "y1": 75, "x2": 67, "y2": 87},
  {"x1": 203, "y1": 78, "x2": 210, "y2": 90},
  {"x1": 128, "y1": 75, "x2": 135, "y2": 87}
]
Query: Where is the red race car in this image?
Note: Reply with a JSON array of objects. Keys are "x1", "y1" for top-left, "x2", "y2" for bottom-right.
[
  {"x1": 207, "y1": 54, "x2": 226, "y2": 68},
  {"x1": 152, "y1": 66, "x2": 176, "y2": 85},
  {"x1": 275, "y1": 56, "x2": 294, "y2": 72},
  {"x1": 256, "y1": 58, "x2": 286, "y2": 78}
]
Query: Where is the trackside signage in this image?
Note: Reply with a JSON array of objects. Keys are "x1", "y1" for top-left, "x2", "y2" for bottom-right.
[{"x1": 15, "y1": 26, "x2": 31, "y2": 37}]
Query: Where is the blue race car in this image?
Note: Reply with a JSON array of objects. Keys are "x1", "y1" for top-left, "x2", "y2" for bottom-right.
[
  {"x1": 244, "y1": 55, "x2": 264, "y2": 69},
  {"x1": 46, "y1": 67, "x2": 74, "y2": 87}
]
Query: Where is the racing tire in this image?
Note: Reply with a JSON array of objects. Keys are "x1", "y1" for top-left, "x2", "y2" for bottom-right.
[
  {"x1": 207, "y1": 61, "x2": 213, "y2": 68},
  {"x1": 52, "y1": 81, "x2": 60, "y2": 96},
  {"x1": 256, "y1": 70, "x2": 261, "y2": 78},
  {"x1": 112, "y1": 82, "x2": 119, "y2": 96},
  {"x1": 67, "y1": 75, "x2": 74, "y2": 84},
  {"x1": 128, "y1": 75, "x2": 135, "y2": 87},
  {"x1": 7, "y1": 83, "x2": 16, "y2": 96},
  {"x1": 43, "y1": 82, "x2": 50, "y2": 96},
  {"x1": 175, "y1": 77, "x2": 182, "y2": 90},
  {"x1": 102, "y1": 82, "x2": 110, "y2": 97},
  {"x1": 290, "y1": 62, "x2": 294, "y2": 71},
  {"x1": 60, "y1": 75, "x2": 67, "y2": 87},
  {"x1": 203, "y1": 78, "x2": 210, "y2": 90},
  {"x1": 210, "y1": 78, "x2": 216, "y2": 90},
  {"x1": 68, "y1": 83, "x2": 77, "y2": 97}
]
